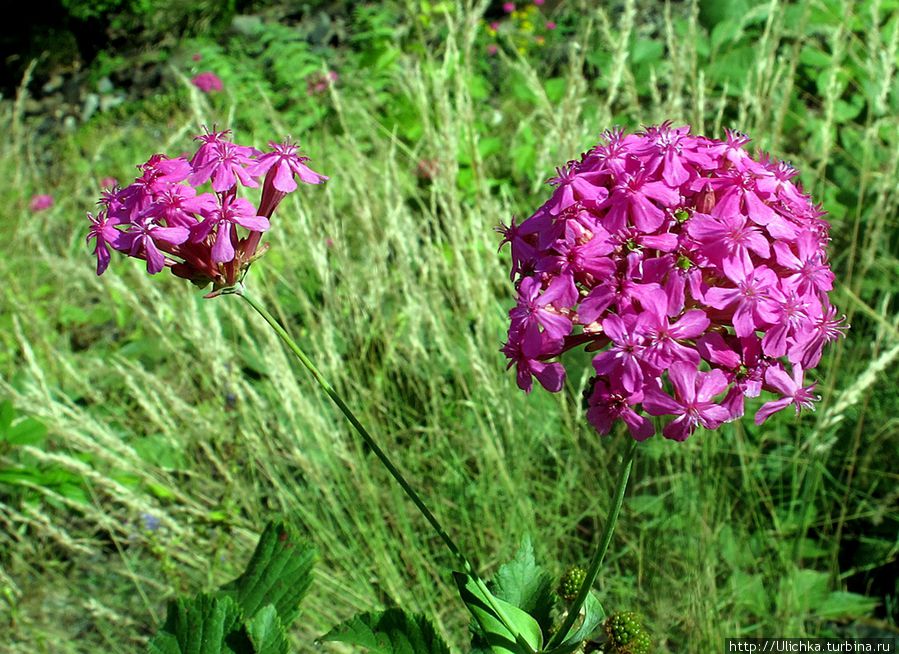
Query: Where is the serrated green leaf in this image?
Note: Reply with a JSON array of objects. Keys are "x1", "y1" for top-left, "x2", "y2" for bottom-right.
[
  {"x1": 147, "y1": 594, "x2": 244, "y2": 654},
  {"x1": 454, "y1": 571, "x2": 542, "y2": 654},
  {"x1": 490, "y1": 537, "x2": 555, "y2": 634},
  {"x1": 322, "y1": 608, "x2": 451, "y2": 654},
  {"x1": 219, "y1": 521, "x2": 316, "y2": 627},
  {"x1": 245, "y1": 605, "x2": 289, "y2": 654}
]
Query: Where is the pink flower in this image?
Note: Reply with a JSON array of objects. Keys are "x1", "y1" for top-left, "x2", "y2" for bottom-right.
[
  {"x1": 100, "y1": 177, "x2": 118, "y2": 189},
  {"x1": 192, "y1": 53, "x2": 202, "y2": 62},
  {"x1": 500, "y1": 124, "x2": 843, "y2": 440},
  {"x1": 754, "y1": 364, "x2": 819, "y2": 425},
  {"x1": 191, "y1": 72, "x2": 223, "y2": 93},
  {"x1": 545, "y1": 21, "x2": 556, "y2": 30},
  {"x1": 503, "y1": 2, "x2": 516, "y2": 13},
  {"x1": 487, "y1": 44, "x2": 499, "y2": 56},
  {"x1": 86, "y1": 210, "x2": 125, "y2": 275},
  {"x1": 189, "y1": 140, "x2": 259, "y2": 192},
  {"x1": 190, "y1": 196, "x2": 269, "y2": 263},
  {"x1": 30, "y1": 194, "x2": 54, "y2": 212},
  {"x1": 246, "y1": 140, "x2": 327, "y2": 194},
  {"x1": 533, "y1": 0, "x2": 544, "y2": 5},
  {"x1": 643, "y1": 363, "x2": 731, "y2": 441}
]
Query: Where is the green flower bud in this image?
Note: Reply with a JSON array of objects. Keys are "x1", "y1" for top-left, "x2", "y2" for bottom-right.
[
  {"x1": 559, "y1": 566, "x2": 587, "y2": 602},
  {"x1": 604, "y1": 611, "x2": 651, "y2": 654}
]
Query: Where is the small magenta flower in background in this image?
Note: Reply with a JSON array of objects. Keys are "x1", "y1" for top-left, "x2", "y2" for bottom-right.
[
  {"x1": 30, "y1": 194, "x2": 54, "y2": 212},
  {"x1": 503, "y1": 2, "x2": 516, "y2": 13},
  {"x1": 306, "y1": 70, "x2": 338, "y2": 96},
  {"x1": 191, "y1": 72, "x2": 223, "y2": 93},
  {"x1": 100, "y1": 176, "x2": 118, "y2": 189},
  {"x1": 499, "y1": 124, "x2": 846, "y2": 441},
  {"x1": 86, "y1": 128, "x2": 326, "y2": 292}
]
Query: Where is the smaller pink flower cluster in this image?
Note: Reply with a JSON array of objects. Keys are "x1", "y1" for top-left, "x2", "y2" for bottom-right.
[
  {"x1": 192, "y1": 72, "x2": 223, "y2": 94},
  {"x1": 500, "y1": 124, "x2": 846, "y2": 441},
  {"x1": 30, "y1": 194, "x2": 54, "y2": 212},
  {"x1": 306, "y1": 70, "x2": 338, "y2": 96},
  {"x1": 86, "y1": 128, "x2": 326, "y2": 291}
]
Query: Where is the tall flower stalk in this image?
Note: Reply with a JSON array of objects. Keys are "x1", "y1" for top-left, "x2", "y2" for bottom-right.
[
  {"x1": 547, "y1": 438, "x2": 637, "y2": 649},
  {"x1": 234, "y1": 285, "x2": 465, "y2": 565}
]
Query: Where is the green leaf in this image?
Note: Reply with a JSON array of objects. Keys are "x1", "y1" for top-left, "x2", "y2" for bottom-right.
[
  {"x1": 816, "y1": 591, "x2": 880, "y2": 620},
  {"x1": 545, "y1": 591, "x2": 605, "y2": 654},
  {"x1": 7, "y1": 417, "x2": 48, "y2": 446},
  {"x1": 0, "y1": 400, "x2": 14, "y2": 434},
  {"x1": 322, "y1": 608, "x2": 451, "y2": 654},
  {"x1": 219, "y1": 521, "x2": 316, "y2": 626},
  {"x1": 454, "y1": 571, "x2": 543, "y2": 654},
  {"x1": 147, "y1": 594, "x2": 244, "y2": 654},
  {"x1": 490, "y1": 537, "x2": 555, "y2": 633},
  {"x1": 543, "y1": 78, "x2": 566, "y2": 104},
  {"x1": 245, "y1": 605, "x2": 289, "y2": 654}
]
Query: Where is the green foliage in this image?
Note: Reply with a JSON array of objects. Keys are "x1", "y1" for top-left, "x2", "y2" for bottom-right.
[
  {"x1": 490, "y1": 537, "x2": 556, "y2": 636},
  {"x1": 454, "y1": 571, "x2": 544, "y2": 654},
  {"x1": 322, "y1": 608, "x2": 451, "y2": 654},
  {"x1": 218, "y1": 521, "x2": 316, "y2": 626},
  {"x1": 148, "y1": 594, "x2": 245, "y2": 654},
  {"x1": 0, "y1": 400, "x2": 88, "y2": 506},
  {"x1": 147, "y1": 521, "x2": 314, "y2": 654}
]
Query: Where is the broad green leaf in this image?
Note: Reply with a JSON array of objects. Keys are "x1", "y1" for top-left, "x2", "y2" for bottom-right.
[
  {"x1": 245, "y1": 605, "x2": 289, "y2": 654},
  {"x1": 490, "y1": 537, "x2": 555, "y2": 633},
  {"x1": 219, "y1": 521, "x2": 316, "y2": 626},
  {"x1": 322, "y1": 608, "x2": 451, "y2": 654},
  {"x1": 816, "y1": 591, "x2": 880, "y2": 620},
  {"x1": 454, "y1": 571, "x2": 543, "y2": 654},
  {"x1": 147, "y1": 594, "x2": 244, "y2": 654}
]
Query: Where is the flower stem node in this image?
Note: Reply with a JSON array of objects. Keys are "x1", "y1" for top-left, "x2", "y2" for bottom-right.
[{"x1": 604, "y1": 611, "x2": 652, "y2": 654}]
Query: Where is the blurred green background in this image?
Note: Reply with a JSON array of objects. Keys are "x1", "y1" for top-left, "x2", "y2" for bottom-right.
[{"x1": 1, "y1": 0, "x2": 897, "y2": 651}]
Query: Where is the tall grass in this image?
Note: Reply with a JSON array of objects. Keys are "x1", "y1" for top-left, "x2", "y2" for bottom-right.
[{"x1": 1, "y1": 0, "x2": 897, "y2": 651}]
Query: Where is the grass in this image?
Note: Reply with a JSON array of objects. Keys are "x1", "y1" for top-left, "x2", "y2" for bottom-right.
[{"x1": 1, "y1": 0, "x2": 898, "y2": 651}]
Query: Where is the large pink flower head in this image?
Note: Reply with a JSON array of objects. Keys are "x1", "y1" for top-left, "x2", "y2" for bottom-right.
[
  {"x1": 86, "y1": 128, "x2": 327, "y2": 293},
  {"x1": 500, "y1": 123, "x2": 846, "y2": 441}
]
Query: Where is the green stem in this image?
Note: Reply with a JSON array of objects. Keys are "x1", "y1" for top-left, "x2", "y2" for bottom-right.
[
  {"x1": 236, "y1": 285, "x2": 543, "y2": 651},
  {"x1": 547, "y1": 437, "x2": 638, "y2": 649},
  {"x1": 236, "y1": 286, "x2": 466, "y2": 565}
]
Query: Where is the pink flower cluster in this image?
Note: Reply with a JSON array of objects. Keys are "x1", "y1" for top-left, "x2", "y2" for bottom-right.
[
  {"x1": 499, "y1": 124, "x2": 846, "y2": 441},
  {"x1": 86, "y1": 128, "x2": 326, "y2": 290}
]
